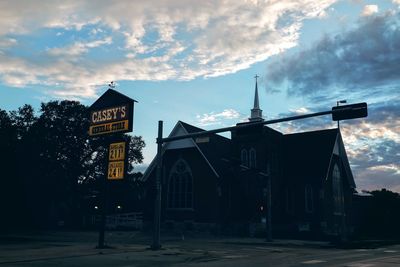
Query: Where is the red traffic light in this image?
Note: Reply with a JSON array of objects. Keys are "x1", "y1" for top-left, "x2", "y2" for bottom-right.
[{"x1": 332, "y1": 102, "x2": 368, "y2": 121}]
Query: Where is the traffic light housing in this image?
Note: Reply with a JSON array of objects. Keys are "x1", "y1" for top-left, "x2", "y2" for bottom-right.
[{"x1": 332, "y1": 102, "x2": 368, "y2": 121}]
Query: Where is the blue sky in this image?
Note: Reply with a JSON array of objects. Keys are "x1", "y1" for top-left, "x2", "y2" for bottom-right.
[{"x1": 0, "y1": 0, "x2": 399, "y2": 192}]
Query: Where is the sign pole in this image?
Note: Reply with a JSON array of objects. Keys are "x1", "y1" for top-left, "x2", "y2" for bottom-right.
[
  {"x1": 98, "y1": 146, "x2": 109, "y2": 248},
  {"x1": 152, "y1": 120, "x2": 163, "y2": 250},
  {"x1": 88, "y1": 87, "x2": 136, "y2": 249}
]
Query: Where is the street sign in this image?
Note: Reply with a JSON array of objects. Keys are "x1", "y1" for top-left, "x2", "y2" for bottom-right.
[
  {"x1": 109, "y1": 142, "x2": 126, "y2": 161},
  {"x1": 332, "y1": 102, "x2": 368, "y2": 121},
  {"x1": 107, "y1": 161, "x2": 124, "y2": 180},
  {"x1": 89, "y1": 89, "x2": 137, "y2": 136}
]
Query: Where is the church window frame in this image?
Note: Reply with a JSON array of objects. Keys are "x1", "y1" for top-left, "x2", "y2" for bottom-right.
[
  {"x1": 305, "y1": 184, "x2": 314, "y2": 213},
  {"x1": 241, "y1": 149, "x2": 248, "y2": 167},
  {"x1": 332, "y1": 164, "x2": 344, "y2": 215},
  {"x1": 249, "y1": 148, "x2": 257, "y2": 168},
  {"x1": 167, "y1": 159, "x2": 194, "y2": 210},
  {"x1": 285, "y1": 187, "x2": 294, "y2": 214}
]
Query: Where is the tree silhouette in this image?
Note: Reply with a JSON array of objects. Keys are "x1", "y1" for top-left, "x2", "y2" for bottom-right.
[{"x1": 0, "y1": 101, "x2": 145, "y2": 230}]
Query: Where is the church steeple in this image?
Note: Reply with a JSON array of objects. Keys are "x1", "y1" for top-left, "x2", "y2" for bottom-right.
[{"x1": 249, "y1": 75, "x2": 263, "y2": 122}]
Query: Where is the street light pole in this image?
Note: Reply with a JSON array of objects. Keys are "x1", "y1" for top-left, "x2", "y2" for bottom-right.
[
  {"x1": 152, "y1": 120, "x2": 163, "y2": 250},
  {"x1": 336, "y1": 100, "x2": 347, "y2": 129}
]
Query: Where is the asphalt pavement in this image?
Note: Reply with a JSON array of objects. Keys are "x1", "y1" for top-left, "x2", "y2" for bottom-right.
[{"x1": 0, "y1": 231, "x2": 399, "y2": 266}]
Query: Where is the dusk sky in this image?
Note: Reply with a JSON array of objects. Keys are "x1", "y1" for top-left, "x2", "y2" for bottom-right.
[{"x1": 0, "y1": 0, "x2": 399, "y2": 192}]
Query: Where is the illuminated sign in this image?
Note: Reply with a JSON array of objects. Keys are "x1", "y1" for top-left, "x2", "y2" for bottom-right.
[
  {"x1": 89, "y1": 119, "x2": 129, "y2": 136},
  {"x1": 109, "y1": 142, "x2": 126, "y2": 161},
  {"x1": 108, "y1": 161, "x2": 124, "y2": 180},
  {"x1": 88, "y1": 89, "x2": 136, "y2": 136},
  {"x1": 107, "y1": 141, "x2": 127, "y2": 180},
  {"x1": 90, "y1": 104, "x2": 128, "y2": 125}
]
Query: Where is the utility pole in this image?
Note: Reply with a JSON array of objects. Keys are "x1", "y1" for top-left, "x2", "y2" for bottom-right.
[
  {"x1": 336, "y1": 100, "x2": 347, "y2": 129},
  {"x1": 151, "y1": 121, "x2": 163, "y2": 250},
  {"x1": 336, "y1": 99, "x2": 347, "y2": 242}
]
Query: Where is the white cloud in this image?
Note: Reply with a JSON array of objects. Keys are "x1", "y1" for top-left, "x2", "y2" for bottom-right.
[
  {"x1": 0, "y1": 38, "x2": 17, "y2": 48},
  {"x1": 196, "y1": 109, "x2": 240, "y2": 126},
  {"x1": 368, "y1": 164, "x2": 400, "y2": 175},
  {"x1": 47, "y1": 37, "x2": 112, "y2": 57},
  {"x1": 361, "y1": 5, "x2": 379, "y2": 16},
  {"x1": 289, "y1": 107, "x2": 310, "y2": 114},
  {"x1": 0, "y1": 0, "x2": 338, "y2": 98}
]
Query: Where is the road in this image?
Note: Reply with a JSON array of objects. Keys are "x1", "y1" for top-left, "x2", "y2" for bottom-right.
[{"x1": 0, "y1": 231, "x2": 399, "y2": 266}]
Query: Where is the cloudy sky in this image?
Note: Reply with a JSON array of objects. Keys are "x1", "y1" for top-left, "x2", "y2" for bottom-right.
[{"x1": 0, "y1": 0, "x2": 399, "y2": 192}]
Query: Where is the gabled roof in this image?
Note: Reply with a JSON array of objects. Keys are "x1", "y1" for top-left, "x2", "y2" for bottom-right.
[
  {"x1": 141, "y1": 121, "x2": 231, "y2": 181},
  {"x1": 337, "y1": 131, "x2": 356, "y2": 188},
  {"x1": 283, "y1": 128, "x2": 355, "y2": 187},
  {"x1": 90, "y1": 89, "x2": 137, "y2": 109},
  {"x1": 283, "y1": 129, "x2": 337, "y2": 182},
  {"x1": 179, "y1": 121, "x2": 231, "y2": 177}
]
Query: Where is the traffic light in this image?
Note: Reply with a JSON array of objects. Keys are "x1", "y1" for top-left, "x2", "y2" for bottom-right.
[{"x1": 332, "y1": 102, "x2": 368, "y2": 121}]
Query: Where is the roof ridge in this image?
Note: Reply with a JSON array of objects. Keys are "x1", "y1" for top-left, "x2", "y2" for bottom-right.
[{"x1": 284, "y1": 128, "x2": 338, "y2": 136}]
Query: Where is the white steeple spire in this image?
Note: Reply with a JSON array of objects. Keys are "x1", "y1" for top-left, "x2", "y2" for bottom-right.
[{"x1": 249, "y1": 75, "x2": 263, "y2": 122}]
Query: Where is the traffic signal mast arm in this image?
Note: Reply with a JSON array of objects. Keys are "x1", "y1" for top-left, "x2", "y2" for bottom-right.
[{"x1": 160, "y1": 103, "x2": 367, "y2": 144}]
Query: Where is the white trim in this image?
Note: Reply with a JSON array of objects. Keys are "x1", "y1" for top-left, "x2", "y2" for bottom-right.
[
  {"x1": 324, "y1": 132, "x2": 338, "y2": 182},
  {"x1": 142, "y1": 121, "x2": 220, "y2": 181}
]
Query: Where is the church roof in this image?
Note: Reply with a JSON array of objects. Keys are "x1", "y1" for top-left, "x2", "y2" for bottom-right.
[
  {"x1": 141, "y1": 121, "x2": 355, "y2": 188},
  {"x1": 283, "y1": 128, "x2": 355, "y2": 187},
  {"x1": 141, "y1": 121, "x2": 231, "y2": 181},
  {"x1": 179, "y1": 121, "x2": 231, "y2": 177},
  {"x1": 249, "y1": 77, "x2": 263, "y2": 122}
]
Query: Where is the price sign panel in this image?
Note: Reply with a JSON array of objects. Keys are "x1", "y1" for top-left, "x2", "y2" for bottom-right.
[
  {"x1": 109, "y1": 142, "x2": 126, "y2": 161},
  {"x1": 108, "y1": 161, "x2": 124, "y2": 180},
  {"x1": 107, "y1": 141, "x2": 127, "y2": 180}
]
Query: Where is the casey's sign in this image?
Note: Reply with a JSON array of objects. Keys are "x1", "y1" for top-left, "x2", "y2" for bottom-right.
[
  {"x1": 88, "y1": 89, "x2": 135, "y2": 136},
  {"x1": 89, "y1": 104, "x2": 130, "y2": 136},
  {"x1": 91, "y1": 105, "x2": 128, "y2": 125}
]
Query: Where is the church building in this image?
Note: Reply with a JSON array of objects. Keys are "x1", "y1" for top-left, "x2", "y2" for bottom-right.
[{"x1": 142, "y1": 79, "x2": 356, "y2": 239}]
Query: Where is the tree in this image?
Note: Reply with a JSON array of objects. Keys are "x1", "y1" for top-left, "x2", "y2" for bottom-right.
[
  {"x1": 0, "y1": 109, "x2": 22, "y2": 229},
  {"x1": 79, "y1": 133, "x2": 145, "y2": 216},
  {"x1": 0, "y1": 101, "x2": 145, "y2": 229},
  {"x1": 355, "y1": 189, "x2": 400, "y2": 239}
]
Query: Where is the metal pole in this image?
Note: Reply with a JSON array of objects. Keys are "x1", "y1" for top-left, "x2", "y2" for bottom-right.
[
  {"x1": 97, "y1": 158, "x2": 108, "y2": 248},
  {"x1": 337, "y1": 102, "x2": 340, "y2": 129},
  {"x1": 152, "y1": 120, "x2": 163, "y2": 250},
  {"x1": 161, "y1": 110, "x2": 333, "y2": 143},
  {"x1": 266, "y1": 175, "x2": 272, "y2": 241}
]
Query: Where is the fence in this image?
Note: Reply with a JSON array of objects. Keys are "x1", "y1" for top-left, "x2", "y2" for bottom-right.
[{"x1": 86, "y1": 212, "x2": 143, "y2": 229}]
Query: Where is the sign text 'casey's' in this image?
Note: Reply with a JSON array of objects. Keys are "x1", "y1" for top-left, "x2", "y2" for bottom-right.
[
  {"x1": 89, "y1": 104, "x2": 131, "y2": 136},
  {"x1": 91, "y1": 105, "x2": 128, "y2": 125}
]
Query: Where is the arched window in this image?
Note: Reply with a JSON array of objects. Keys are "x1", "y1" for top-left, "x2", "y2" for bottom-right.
[
  {"x1": 167, "y1": 159, "x2": 193, "y2": 209},
  {"x1": 241, "y1": 149, "x2": 248, "y2": 166},
  {"x1": 249, "y1": 148, "x2": 257, "y2": 168},
  {"x1": 285, "y1": 187, "x2": 294, "y2": 214},
  {"x1": 305, "y1": 185, "x2": 314, "y2": 213},
  {"x1": 332, "y1": 164, "x2": 343, "y2": 214}
]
